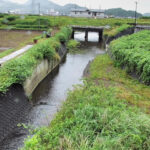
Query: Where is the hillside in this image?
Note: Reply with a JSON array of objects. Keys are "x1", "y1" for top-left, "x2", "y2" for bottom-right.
[
  {"x1": 105, "y1": 8, "x2": 142, "y2": 18},
  {"x1": 0, "y1": 1, "x2": 143, "y2": 17},
  {"x1": 0, "y1": 0, "x2": 84, "y2": 14}
]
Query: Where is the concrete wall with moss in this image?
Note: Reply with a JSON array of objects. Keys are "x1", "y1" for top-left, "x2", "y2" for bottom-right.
[{"x1": 23, "y1": 44, "x2": 67, "y2": 97}]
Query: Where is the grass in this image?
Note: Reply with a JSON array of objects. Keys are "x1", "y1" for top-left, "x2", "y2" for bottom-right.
[
  {"x1": 90, "y1": 55, "x2": 150, "y2": 112},
  {"x1": 110, "y1": 30, "x2": 150, "y2": 84},
  {"x1": 0, "y1": 48, "x2": 16, "y2": 58},
  {"x1": 0, "y1": 27, "x2": 72, "y2": 93},
  {"x1": 0, "y1": 30, "x2": 42, "y2": 58},
  {"x1": 67, "y1": 39, "x2": 80, "y2": 51},
  {"x1": 0, "y1": 30, "x2": 42, "y2": 48},
  {"x1": 104, "y1": 24, "x2": 132, "y2": 37},
  {"x1": 22, "y1": 54, "x2": 150, "y2": 150},
  {"x1": 0, "y1": 15, "x2": 150, "y2": 30}
]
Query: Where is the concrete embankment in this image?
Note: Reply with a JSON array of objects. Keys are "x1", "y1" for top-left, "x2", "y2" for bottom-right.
[{"x1": 23, "y1": 44, "x2": 67, "y2": 97}]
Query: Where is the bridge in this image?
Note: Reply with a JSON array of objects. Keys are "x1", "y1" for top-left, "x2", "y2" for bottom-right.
[{"x1": 71, "y1": 25, "x2": 104, "y2": 42}]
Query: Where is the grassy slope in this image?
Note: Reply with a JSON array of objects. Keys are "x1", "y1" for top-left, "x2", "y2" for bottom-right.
[
  {"x1": 110, "y1": 30, "x2": 150, "y2": 84},
  {"x1": 22, "y1": 54, "x2": 150, "y2": 150},
  {"x1": 0, "y1": 27, "x2": 72, "y2": 93}
]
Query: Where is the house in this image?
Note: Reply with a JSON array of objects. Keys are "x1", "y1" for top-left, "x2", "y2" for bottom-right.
[
  {"x1": 46, "y1": 9, "x2": 59, "y2": 16},
  {"x1": 70, "y1": 8, "x2": 105, "y2": 18}
]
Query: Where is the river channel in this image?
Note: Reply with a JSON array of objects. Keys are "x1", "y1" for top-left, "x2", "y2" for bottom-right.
[{"x1": 1, "y1": 32, "x2": 105, "y2": 150}]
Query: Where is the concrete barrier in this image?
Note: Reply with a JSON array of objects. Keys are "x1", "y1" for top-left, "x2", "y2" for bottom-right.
[{"x1": 23, "y1": 44, "x2": 67, "y2": 97}]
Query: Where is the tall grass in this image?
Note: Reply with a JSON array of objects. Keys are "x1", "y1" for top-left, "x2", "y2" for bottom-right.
[
  {"x1": 22, "y1": 55, "x2": 150, "y2": 150},
  {"x1": 110, "y1": 30, "x2": 150, "y2": 84}
]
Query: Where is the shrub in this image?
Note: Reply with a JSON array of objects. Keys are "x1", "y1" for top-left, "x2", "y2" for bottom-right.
[
  {"x1": 67, "y1": 40, "x2": 80, "y2": 50},
  {"x1": 55, "y1": 27, "x2": 72, "y2": 43},
  {"x1": 6, "y1": 16, "x2": 17, "y2": 21},
  {"x1": 0, "y1": 14, "x2": 4, "y2": 18},
  {"x1": 110, "y1": 30, "x2": 150, "y2": 84}
]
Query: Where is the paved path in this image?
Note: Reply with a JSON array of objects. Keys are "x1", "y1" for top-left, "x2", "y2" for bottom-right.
[{"x1": 0, "y1": 45, "x2": 33, "y2": 66}]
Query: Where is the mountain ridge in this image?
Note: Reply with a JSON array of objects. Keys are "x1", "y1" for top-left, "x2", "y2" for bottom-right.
[{"x1": 0, "y1": 0, "x2": 143, "y2": 17}]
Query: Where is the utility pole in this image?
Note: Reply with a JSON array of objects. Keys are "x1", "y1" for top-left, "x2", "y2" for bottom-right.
[
  {"x1": 135, "y1": 1, "x2": 138, "y2": 26},
  {"x1": 99, "y1": 5, "x2": 101, "y2": 10},
  {"x1": 38, "y1": 3, "x2": 41, "y2": 15},
  {"x1": 38, "y1": 3, "x2": 41, "y2": 30},
  {"x1": 31, "y1": 0, "x2": 35, "y2": 14}
]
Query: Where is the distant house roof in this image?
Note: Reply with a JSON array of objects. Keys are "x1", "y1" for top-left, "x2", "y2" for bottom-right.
[
  {"x1": 71, "y1": 9, "x2": 104, "y2": 13},
  {"x1": 91, "y1": 9, "x2": 104, "y2": 13}
]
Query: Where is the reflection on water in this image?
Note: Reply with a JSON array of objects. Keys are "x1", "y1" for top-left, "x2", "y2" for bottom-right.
[
  {"x1": 75, "y1": 31, "x2": 99, "y2": 42},
  {"x1": 29, "y1": 32, "x2": 105, "y2": 127}
]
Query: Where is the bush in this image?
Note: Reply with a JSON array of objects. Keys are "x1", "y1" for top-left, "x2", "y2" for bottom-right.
[
  {"x1": 67, "y1": 40, "x2": 80, "y2": 50},
  {"x1": 6, "y1": 16, "x2": 17, "y2": 21},
  {"x1": 0, "y1": 14, "x2": 4, "y2": 18},
  {"x1": 110, "y1": 30, "x2": 150, "y2": 84},
  {"x1": 55, "y1": 27, "x2": 72, "y2": 43}
]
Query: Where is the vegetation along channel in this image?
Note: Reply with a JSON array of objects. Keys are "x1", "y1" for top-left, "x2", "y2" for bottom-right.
[
  {"x1": 1, "y1": 2, "x2": 150, "y2": 149},
  {"x1": 0, "y1": 30, "x2": 105, "y2": 149}
]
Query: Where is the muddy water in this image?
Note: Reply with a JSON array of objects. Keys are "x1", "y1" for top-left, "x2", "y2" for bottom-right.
[
  {"x1": 2, "y1": 32, "x2": 105, "y2": 150},
  {"x1": 29, "y1": 32, "x2": 105, "y2": 127}
]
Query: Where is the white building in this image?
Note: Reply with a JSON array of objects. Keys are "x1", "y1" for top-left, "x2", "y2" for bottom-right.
[
  {"x1": 46, "y1": 9, "x2": 59, "y2": 16},
  {"x1": 70, "y1": 9, "x2": 105, "y2": 18}
]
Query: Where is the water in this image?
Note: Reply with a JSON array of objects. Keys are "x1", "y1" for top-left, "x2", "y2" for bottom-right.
[
  {"x1": 29, "y1": 32, "x2": 105, "y2": 127},
  {"x1": 1, "y1": 32, "x2": 105, "y2": 149}
]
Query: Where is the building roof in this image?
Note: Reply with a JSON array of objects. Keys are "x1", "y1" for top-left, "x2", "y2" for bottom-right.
[
  {"x1": 71, "y1": 8, "x2": 104, "y2": 13},
  {"x1": 91, "y1": 9, "x2": 104, "y2": 13}
]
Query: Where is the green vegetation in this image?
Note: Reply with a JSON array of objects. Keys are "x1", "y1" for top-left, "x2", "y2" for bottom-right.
[
  {"x1": 105, "y1": 8, "x2": 142, "y2": 18},
  {"x1": 0, "y1": 27, "x2": 72, "y2": 92},
  {"x1": 104, "y1": 24, "x2": 132, "y2": 37},
  {"x1": 22, "y1": 54, "x2": 150, "y2": 150},
  {"x1": 0, "y1": 14, "x2": 149, "y2": 30},
  {"x1": 0, "y1": 48, "x2": 16, "y2": 58},
  {"x1": 67, "y1": 39, "x2": 80, "y2": 50},
  {"x1": 0, "y1": 15, "x2": 50, "y2": 30},
  {"x1": 110, "y1": 30, "x2": 150, "y2": 84},
  {"x1": 0, "y1": 33, "x2": 43, "y2": 58}
]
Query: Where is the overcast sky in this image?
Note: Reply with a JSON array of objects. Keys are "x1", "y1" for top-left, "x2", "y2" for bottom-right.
[{"x1": 9, "y1": 0, "x2": 150, "y2": 13}]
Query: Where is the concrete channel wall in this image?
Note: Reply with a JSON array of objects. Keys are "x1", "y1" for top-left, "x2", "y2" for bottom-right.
[
  {"x1": 0, "y1": 43, "x2": 67, "y2": 145},
  {"x1": 103, "y1": 27, "x2": 135, "y2": 44},
  {"x1": 23, "y1": 43, "x2": 67, "y2": 97}
]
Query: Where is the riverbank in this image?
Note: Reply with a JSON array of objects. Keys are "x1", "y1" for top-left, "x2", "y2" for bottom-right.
[
  {"x1": 109, "y1": 30, "x2": 150, "y2": 84},
  {"x1": 0, "y1": 27, "x2": 72, "y2": 94},
  {"x1": 0, "y1": 27, "x2": 72, "y2": 147},
  {"x1": 22, "y1": 28, "x2": 150, "y2": 150},
  {"x1": 23, "y1": 54, "x2": 150, "y2": 149}
]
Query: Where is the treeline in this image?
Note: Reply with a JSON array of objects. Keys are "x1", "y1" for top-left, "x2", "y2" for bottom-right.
[{"x1": 105, "y1": 8, "x2": 142, "y2": 18}]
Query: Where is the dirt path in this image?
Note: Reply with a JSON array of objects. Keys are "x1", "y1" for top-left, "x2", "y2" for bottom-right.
[{"x1": 0, "y1": 45, "x2": 33, "y2": 66}]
